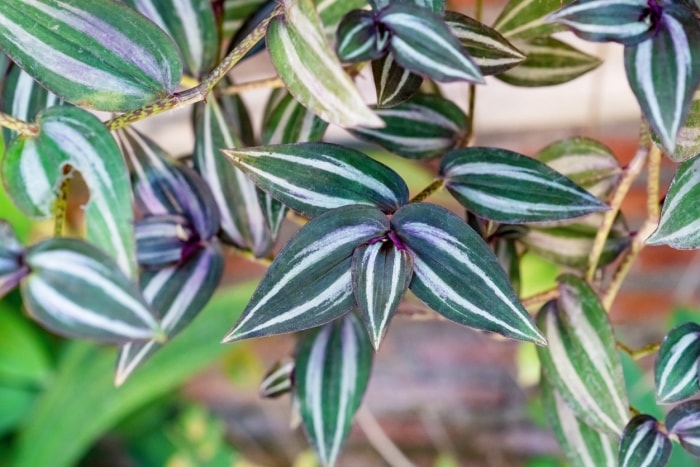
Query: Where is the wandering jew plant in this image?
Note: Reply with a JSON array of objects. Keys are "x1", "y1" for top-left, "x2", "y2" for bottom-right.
[{"x1": 0, "y1": 0, "x2": 700, "y2": 464}]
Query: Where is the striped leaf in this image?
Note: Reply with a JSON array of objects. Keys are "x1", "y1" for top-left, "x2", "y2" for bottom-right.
[
  {"x1": 666, "y1": 400, "x2": 700, "y2": 457},
  {"x1": 123, "y1": 0, "x2": 218, "y2": 78},
  {"x1": 0, "y1": 0, "x2": 182, "y2": 111},
  {"x1": 220, "y1": 80, "x2": 256, "y2": 147},
  {"x1": 194, "y1": 97, "x2": 273, "y2": 257},
  {"x1": 440, "y1": 147, "x2": 608, "y2": 223},
  {"x1": 222, "y1": 143, "x2": 409, "y2": 218},
  {"x1": 3, "y1": 106, "x2": 137, "y2": 277},
  {"x1": 647, "y1": 153, "x2": 700, "y2": 249},
  {"x1": 618, "y1": 415, "x2": 671, "y2": 467},
  {"x1": 497, "y1": 37, "x2": 602, "y2": 87},
  {"x1": 493, "y1": 0, "x2": 567, "y2": 39},
  {"x1": 336, "y1": 9, "x2": 388, "y2": 63},
  {"x1": 350, "y1": 94, "x2": 467, "y2": 160},
  {"x1": 114, "y1": 241, "x2": 224, "y2": 385},
  {"x1": 536, "y1": 137, "x2": 622, "y2": 201},
  {"x1": 371, "y1": 54, "x2": 423, "y2": 108},
  {"x1": 352, "y1": 241, "x2": 412, "y2": 350},
  {"x1": 222, "y1": 0, "x2": 267, "y2": 40},
  {"x1": 378, "y1": 4, "x2": 484, "y2": 84},
  {"x1": 223, "y1": 205, "x2": 390, "y2": 342},
  {"x1": 445, "y1": 11, "x2": 525, "y2": 76},
  {"x1": 227, "y1": 0, "x2": 277, "y2": 61},
  {"x1": 541, "y1": 375, "x2": 618, "y2": 467},
  {"x1": 536, "y1": 275, "x2": 629, "y2": 436},
  {"x1": 547, "y1": 0, "x2": 656, "y2": 46},
  {"x1": 0, "y1": 220, "x2": 27, "y2": 298},
  {"x1": 134, "y1": 214, "x2": 196, "y2": 269},
  {"x1": 391, "y1": 202, "x2": 545, "y2": 345},
  {"x1": 22, "y1": 238, "x2": 162, "y2": 344},
  {"x1": 655, "y1": 322, "x2": 700, "y2": 403},
  {"x1": 262, "y1": 89, "x2": 329, "y2": 146},
  {"x1": 260, "y1": 358, "x2": 294, "y2": 398},
  {"x1": 624, "y1": 6, "x2": 700, "y2": 154},
  {"x1": 316, "y1": 0, "x2": 367, "y2": 37},
  {"x1": 494, "y1": 238, "x2": 521, "y2": 296},
  {"x1": 294, "y1": 313, "x2": 373, "y2": 467},
  {"x1": 267, "y1": 0, "x2": 382, "y2": 128},
  {"x1": 665, "y1": 90, "x2": 700, "y2": 163}
]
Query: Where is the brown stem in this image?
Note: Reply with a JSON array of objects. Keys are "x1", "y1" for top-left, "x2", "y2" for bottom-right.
[
  {"x1": 0, "y1": 112, "x2": 39, "y2": 137},
  {"x1": 53, "y1": 165, "x2": 73, "y2": 237},
  {"x1": 521, "y1": 287, "x2": 559, "y2": 311},
  {"x1": 219, "y1": 76, "x2": 285, "y2": 96},
  {"x1": 617, "y1": 340, "x2": 660, "y2": 360},
  {"x1": 410, "y1": 179, "x2": 444, "y2": 203}
]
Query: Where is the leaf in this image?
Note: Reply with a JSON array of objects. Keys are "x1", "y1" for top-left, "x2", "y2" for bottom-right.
[
  {"x1": 0, "y1": 301, "x2": 51, "y2": 387},
  {"x1": 618, "y1": 415, "x2": 671, "y2": 467},
  {"x1": 666, "y1": 400, "x2": 700, "y2": 457},
  {"x1": 0, "y1": 0, "x2": 182, "y2": 111},
  {"x1": 227, "y1": 0, "x2": 276, "y2": 60},
  {"x1": 493, "y1": 0, "x2": 567, "y2": 39},
  {"x1": 666, "y1": 90, "x2": 700, "y2": 163},
  {"x1": 445, "y1": 11, "x2": 525, "y2": 76},
  {"x1": 440, "y1": 147, "x2": 608, "y2": 223},
  {"x1": 535, "y1": 137, "x2": 622, "y2": 200},
  {"x1": 536, "y1": 275, "x2": 629, "y2": 436},
  {"x1": 222, "y1": 143, "x2": 409, "y2": 218},
  {"x1": 391, "y1": 202, "x2": 545, "y2": 344},
  {"x1": 497, "y1": 37, "x2": 601, "y2": 87},
  {"x1": 259, "y1": 358, "x2": 294, "y2": 398},
  {"x1": 295, "y1": 313, "x2": 373, "y2": 467},
  {"x1": 371, "y1": 54, "x2": 423, "y2": 108},
  {"x1": 267, "y1": 0, "x2": 382, "y2": 128},
  {"x1": 0, "y1": 220, "x2": 26, "y2": 298},
  {"x1": 316, "y1": 0, "x2": 367, "y2": 37},
  {"x1": 547, "y1": 0, "x2": 656, "y2": 45},
  {"x1": 350, "y1": 94, "x2": 468, "y2": 160},
  {"x1": 219, "y1": 79, "x2": 256, "y2": 147},
  {"x1": 378, "y1": 4, "x2": 484, "y2": 84},
  {"x1": 22, "y1": 238, "x2": 162, "y2": 344},
  {"x1": 134, "y1": 214, "x2": 196, "y2": 269},
  {"x1": 223, "y1": 0, "x2": 268, "y2": 39},
  {"x1": 262, "y1": 89, "x2": 329, "y2": 146},
  {"x1": 494, "y1": 238, "x2": 521, "y2": 296},
  {"x1": 3, "y1": 106, "x2": 137, "y2": 277},
  {"x1": 352, "y1": 241, "x2": 412, "y2": 349},
  {"x1": 624, "y1": 6, "x2": 700, "y2": 154},
  {"x1": 335, "y1": 9, "x2": 388, "y2": 63},
  {"x1": 541, "y1": 375, "x2": 618, "y2": 467},
  {"x1": 654, "y1": 322, "x2": 700, "y2": 403},
  {"x1": 223, "y1": 205, "x2": 390, "y2": 342}
]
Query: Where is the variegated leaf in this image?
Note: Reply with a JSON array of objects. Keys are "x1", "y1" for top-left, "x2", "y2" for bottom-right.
[
  {"x1": 134, "y1": 214, "x2": 196, "y2": 269},
  {"x1": 493, "y1": 0, "x2": 567, "y2": 39},
  {"x1": 223, "y1": 205, "x2": 390, "y2": 342},
  {"x1": 494, "y1": 238, "x2": 521, "y2": 296},
  {"x1": 352, "y1": 241, "x2": 412, "y2": 349},
  {"x1": 351, "y1": 93, "x2": 467, "y2": 160},
  {"x1": 378, "y1": 4, "x2": 484, "y2": 84},
  {"x1": 22, "y1": 238, "x2": 162, "y2": 343},
  {"x1": 267, "y1": 0, "x2": 382, "y2": 128},
  {"x1": 336, "y1": 9, "x2": 388, "y2": 63},
  {"x1": 316, "y1": 0, "x2": 367, "y2": 37},
  {"x1": 666, "y1": 400, "x2": 700, "y2": 457},
  {"x1": 618, "y1": 415, "x2": 671, "y2": 467},
  {"x1": 440, "y1": 147, "x2": 608, "y2": 223},
  {"x1": 262, "y1": 89, "x2": 329, "y2": 146},
  {"x1": 391, "y1": 202, "x2": 545, "y2": 344},
  {"x1": 115, "y1": 241, "x2": 224, "y2": 385},
  {"x1": 666, "y1": 90, "x2": 700, "y2": 163},
  {"x1": 655, "y1": 322, "x2": 700, "y2": 403},
  {"x1": 445, "y1": 11, "x2": 525, "y2": 76},
  {"x1": 536, "y1": 275, "x2": 629, "y2": 436},
  {"x1": 497, "y1": 37, "x2": 601, "y2": 87},
  {"x1": 0, "y1": 0, "x2": 182, "y2": 111},
  {"x1": 220, "y1": 80, "x2": 256, "y2": 147},
  {"x1": 3, "y1": 106, "x2": 137, "y2": 277},
  {"x1": 227, "y1": 0, "x2": 277, "y2": 60},
  {"x1": 0, "y1": 220, "x2": 27, "y2": 298},
  {"x1": 624, "y1": 6, "x2": 700, "y2": 154},
  {"x1": 222, "y1": 0, "x2": 267, "y2": 39},
  {"x1": 541, "y1": 375, "x2": 618, "y2": 467},
  {"x1": 222, "y1": 143, "x2": 409, "y2": 218},
  {"x1": 295, "y1": 313, "x2": 373, "y2": 467},
  {"x1": 372, "y1": 54, "x2": 423, "y2": 108},
  {"x1": 260, "y1": 358, "x2": 294, "y2": 398}
]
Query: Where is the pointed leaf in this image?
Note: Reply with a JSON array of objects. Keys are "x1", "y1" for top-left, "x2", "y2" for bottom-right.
[
  {"x1": 0, "y1": 0, "x2": 182, "y2": 111},
  {"x1": 392, "y1": 202, "x2": 545, "y2": 344},
  {"x1": 493, "y1": 0, "x2": 567, "y2": 39},
  {"x1": 262, "y1": 89, "x2": 329, "y2": 146},
  {"x1": 372, "y1": 54, "x2": 423, "y2": 108},
  {"x1": 352, "y1": 241, "x2": 412, "y2": 349},
  {"x1": 227, "y1": 0, "x2": 276, "y2": 60},
  {"x1": 223, "y1": 205, "x2": 390, "y2": 342},
  {"x1": 536, "y1": 275, "x2": 629, "y2": 436},
  {"x1": 316, "y1": 0, "x2": 367, "y2": 38},
  {"x1": 260, "y1": 358, "x2": 295, "y2": 398},
  {"x1": 336, "y1": 9, "x2": 388, "y2": 63},
  {"x1": 295, "y1": 313, "x2": 373, "y2": 467},
  {"x1": 222, "y1": 143, "x2": 409, "y2": 218},
  {"x1": 0, "y1": 220, "x2": 26, "y2": 298},
  {"x1": 655, "y1": 322, "x2": 700, "y2": 403},
  {"x1": 441, "y1": 147, "x2": 608, "y2": 223},
  {"x1": 666, "y1": 400, "x2": 700, "y2": 457},
  {"x1": 134, "y1": 214, "x2": 196, "y2": 269},
  {"x1": 665, "y1": 90, "x2": 700, "y2": 163},
  {"x1": 618, "y1": 415, "x2": 671, "y2": 467}
]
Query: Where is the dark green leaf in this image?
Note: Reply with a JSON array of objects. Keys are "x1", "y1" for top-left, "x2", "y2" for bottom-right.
[
  {"x1": 655, "y1": 322, "x2": 700, "y2": 403},
  {"x1": 372, "y1": 54, "x2": 423, "y2": 108},
  {"x1": 0, "y1": 301, "x2": 51, "y2": 387},
  {"x1": 317, "y1": 0, "x2": 367, "y2": 37},
  {"x1": 493, "y1": 0, "x2": 568, "y2": 39},
  {"x1": 494, "y1": 238, "x2": 521, "y2": 297},
  {"x1": 618, "y1": 414, "x2": 671, "y2": 467},
  {"x1": 262, "y1": 89, "x2": 329, "y2": 145},
  {"x1": 666, "y1": 400, "x2": 700, "y2": 457},
  {"x1": 336, "y1": 9, "x2": 388, "y2": 63},
  {"x1": 259, "y1": 358, "x2": 294, "y2": 398}
]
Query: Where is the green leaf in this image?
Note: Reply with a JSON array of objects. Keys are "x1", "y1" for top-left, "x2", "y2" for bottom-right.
[
  {"x1": 223, "y1": 205, "x2": 390, "y2": 342},
  {"x1": 0, "y1": 385, "x2": 35, "y2": 437},
  {"x1": 655, "y1": 322, "x2": 700, "y2": 403},
  {"x1": 0, "y1": 220, "x2": 26, "y2": 298},
  {"x1": 223, "y1": 0, "x2": 267, "y2": 39},
  {"x1": 497, "y1": 37, "x2": 601, "y2": 87},
  {"x1": 259, "y1": 358, "x2": 294, "y2": 398},
  {"x1": 227, "y1": 0, "x2": 275, "y2": 60},
  {"x1": 222, "y1": 143, "x2": 409, "y2": 218},
  {"x1": 493, "y1": 0, "x2": 568, "y2": 39},
  {"x1": 666, "y1": 400, "x2": 700, "y2": 457},
  {"x1": 536, "y1": 275, "x2": 629, "y2": 436},
  {"x1": 336, "y1": 9, "x2": 388, "y2": 63},
  {"x1": 316, "y1": 0, "x2": 367, "y2": 37},
  {"x1": 495, "y1": 238, "x2": 521, "y2": 296},
  {"x1": 665, "y1": 90, "x2": 700, "y2": 163},
  {"x1": 624, "y1": 6, "x2": 700, "y2": 154},
  {"x1": 392, "y1": 202, "x2": 545, "y2": 344},
  {"x1": 262, "y1": 89, "x2": 329, "y2": 146},
  {"x1": 352, "y1": 241, "x2": 412, "y2": 349},
  {"x1": 267, "y1": 0, "x2": 382, "y2": 128},
  {"x1": 440, "y1": 147, "x2": 608, "y2": 223},
  {"x1": 0, "y1": 0, "x2": 182, "y2": 111},
  {"x1": 0, "y1": 301, "x2": 51, "y2": 387},
  {"x1": 295, "y1": 313, "x2": 373, "y2": 467},
  {"x1": 372, "y1": 54, "x2": 423, "y2": 108},
  {"x1": 3, "y1": 106, "x2": 137, "y2": 277},
  {"x1": 22, "y1": 238, "x2": 162, "y2": 344},
  {"x1": 378, "y1": 4, "x2": 484, "y2": 84},
  {"x1": 618, "y1": 415, "x2": 671, "y2": 467},
  {"x1": 445, "y1": 11, "x2": 525, "y2": 76},
  {"x1": 219, "y1": 79, "x2": 256, "y2": 147},
  {"x1": 351, "y1": 94, "x2": 467, "y2": 160}
]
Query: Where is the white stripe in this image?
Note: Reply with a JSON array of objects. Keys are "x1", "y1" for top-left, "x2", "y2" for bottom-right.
[
  {"x1": 378, "y1": 247, "x2": 405, "y2": 344},
  {"x1": 452, "y1": 186, "x2": 585, "y2": 215},
  {"x1": 267, "y1": 97, "x2": 297, "y2": 144},
  {"x1": 391, "y1": 36, "x2": 478, "y2": 82},
  {"x1": 493, "y1": 0, "x2": 533, "y2": 32},
  {"x1": 553, "y1": 389, "x2": 597, "y2": 467},
  {"x1": 174, "y1": 0, "x2": 204, "y2": 73},
  {"x1": 11, "y1": 70, "x2": 35, "y2": 122},
  {"x1": 363, "y1": 244, "x2": 380, "y2": 336},
  {"x1": 622, "y1": 422, "x2": 656, "y2": 467},
  {"x1": 331, "y1": 317, "x2": 359, "y2": 462},
  {"x1": 115, "y1": 340, "x2": 157, "y2": 386},
  {"x1": 160, "y1": 252, "x2": 211, "y2": 331},
  {"x1": 667, "y1": 15, "x2": 691, "y2": 144},
  {"x1": 18, "y1": 141, "x2": 54, "y2": 216},
  {"x1": 307, "y1": 324, "x2": 332, "y2": 463},
  {"x1": 635, "y1": 39, "x2": 667, "y2": 143},
  {"x1": 657, "y1": 332, "x2": 700, "y2": 399},
  {"x1": 356, "y1": 129, "x2": 451, "y2": 152}
]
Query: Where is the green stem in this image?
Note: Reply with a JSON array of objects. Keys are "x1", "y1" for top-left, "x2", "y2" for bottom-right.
[
  {"x1": 0, "y1": 112, "x2": 39, "y2": 136},
  {"x1": 410, "y1": 179, "x2": 444, "y2": 203},
  {"x1": 54, "y1": 166, "x2": 73, "y2": 237},
  {"x1": 617, "y1": 340, "x2": 660, "y2": 360}
]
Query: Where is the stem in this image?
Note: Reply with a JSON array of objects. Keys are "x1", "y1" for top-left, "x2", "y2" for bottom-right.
[
  {"x1": 617, "y1": 340, "x2": 660, "y2": 360},
  {"x1": 105, "y1": 4, "x2": 283, "y2": 130},
  {"x1": 53, "y1": 166, "x2": 73, "y2": 237},
  {"x1": 465, "y1": 0, "x2": 482, "y2": 147},
  {"x1": 219, "y1": 76, "x2": 285, "y2": 96},
  {"x1": 521, "y1": 287, "x2": 559, "y2": 311},
  {"x1": 356, "y1": 408, "x2": 416, "y2": 467},
  {"x1": 0, "y1": 112, "x2": 39, "y2": 136},
  {"x1": 410, "y1": 179, "x2": 444, "y2": 203}
]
